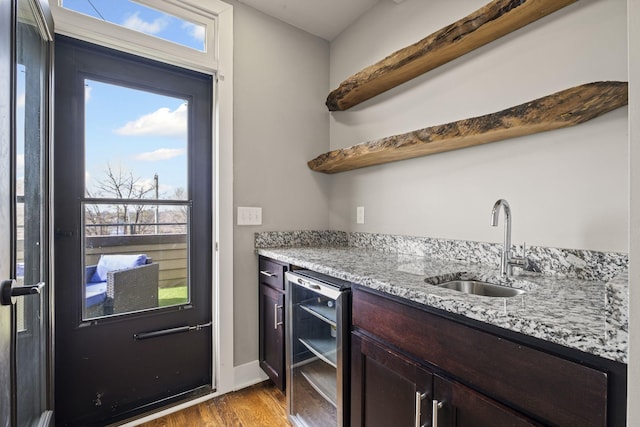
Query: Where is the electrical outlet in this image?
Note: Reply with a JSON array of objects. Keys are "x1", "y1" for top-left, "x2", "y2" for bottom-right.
[
  {"x1": 357, "y1": 206, "x2": 365, "y2": 224},
  {"x1": 237, "y1": 207, "x2": 262, "y2": 225}
]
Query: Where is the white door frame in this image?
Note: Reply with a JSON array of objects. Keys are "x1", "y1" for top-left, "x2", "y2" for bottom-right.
[{"x1": 47, "y1": 0, "x2": 235, "y2": 407}]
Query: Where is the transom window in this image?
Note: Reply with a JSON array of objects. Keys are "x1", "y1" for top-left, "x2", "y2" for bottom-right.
[
  {"x1": 49, "y1": 0, "x2": 223, "y2": 74},
  {"x1": 61, "y1": 0, "x2": 205, "y2": 51}
]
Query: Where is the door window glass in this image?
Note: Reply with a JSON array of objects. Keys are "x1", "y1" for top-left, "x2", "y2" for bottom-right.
[
  {"x1": 83, "y1": 80, "x2": 190, "y2": 319},
  {"x1": 84, "y1": 79, "x2": 188, "y2": 200}
]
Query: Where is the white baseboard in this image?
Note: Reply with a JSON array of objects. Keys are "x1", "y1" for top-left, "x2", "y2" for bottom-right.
[{"x1": 233, "y1": 359, "x2": 269, "y2": 390}]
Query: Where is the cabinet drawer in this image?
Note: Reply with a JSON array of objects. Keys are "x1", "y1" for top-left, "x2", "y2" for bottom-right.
[
  {"x1": 258, "y1": 257, "x2": 287, "y2": 290},
  {"x1": 352, "y1": 286, "x2": 608, "y2": 427}
]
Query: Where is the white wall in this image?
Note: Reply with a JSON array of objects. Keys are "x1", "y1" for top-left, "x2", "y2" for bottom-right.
[
  {"x1": 328, "y1": 0, "x2": 628, "y2": 253},
  {"x1": 627, "y1": 0, "x2": 638, "y2": 422},
  {"x1": 231, "y1": 2, "x2": 330, "y2": 366}
]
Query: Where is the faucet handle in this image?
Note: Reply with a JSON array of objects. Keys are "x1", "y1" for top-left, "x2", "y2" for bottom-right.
[{"x1": 508, "y1": 242, "x2": 528, "y2": 270}]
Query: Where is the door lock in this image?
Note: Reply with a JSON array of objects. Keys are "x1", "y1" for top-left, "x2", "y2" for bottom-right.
[{"x1": 1, "y1": 279, "x2": 46, "y2": 306}]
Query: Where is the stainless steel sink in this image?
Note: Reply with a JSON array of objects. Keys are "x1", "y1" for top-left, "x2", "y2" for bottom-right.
[{"x1": 435, "y1": 280, "x2": 525, "y2": 297}]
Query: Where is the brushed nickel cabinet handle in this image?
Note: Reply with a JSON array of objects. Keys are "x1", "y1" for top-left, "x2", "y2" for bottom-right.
[
  {"x1": 260, "y1": 270, "x2": 277, "y2": 278},
  {"x1": 274, "y1": 304, "x2": 283, "y2": 330},
  {"x1": 432, "y1": 400, "x2": 444, "y2": 427},
  {"x1": 414, "y1": 392, "x2": 427, "y2": 427}
]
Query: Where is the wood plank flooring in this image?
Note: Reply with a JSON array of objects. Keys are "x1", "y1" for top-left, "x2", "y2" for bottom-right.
[{"x1": 138, "y1": 382, "x2": 290, "y2": 427}]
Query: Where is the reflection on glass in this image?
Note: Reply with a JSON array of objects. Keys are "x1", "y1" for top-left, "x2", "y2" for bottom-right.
[
  {"x1": 83, "y1": 203, "x2": 189, "y2": 319},
  {"x1": 84, "y1": 79, "x2": 188, "y2": 201},
  {"x1": 16, "y1": 64, "x2": 26, "y2": 332},
  {"x1": 62, "y1": 0, "x2": 206, "y2": 51}
]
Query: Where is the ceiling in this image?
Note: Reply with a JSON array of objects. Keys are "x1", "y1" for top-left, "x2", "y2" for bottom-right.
[{"x1": 236, "y1": 0, "x2": 391, "y2": 41}]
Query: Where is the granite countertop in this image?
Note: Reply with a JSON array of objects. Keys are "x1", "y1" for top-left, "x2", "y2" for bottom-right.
[{"x1": 256, "y1": 243, "x2": 628, "y2": 363}]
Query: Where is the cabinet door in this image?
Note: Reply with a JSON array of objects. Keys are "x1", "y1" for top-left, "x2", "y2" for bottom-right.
[
  {"x1": 259, "y1": 283, "x2": 285, "y2": 390},
  {"x1": 433, "y1": 375, "x2": 542, "y2": 427},
  {"x1": 351, "y1": 331, "x2": 432, "y2": 427}
]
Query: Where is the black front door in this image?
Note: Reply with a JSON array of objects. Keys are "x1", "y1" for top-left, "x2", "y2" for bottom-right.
[{"x1": 54, "y1": 36, "x2": 213, "y2": 426}]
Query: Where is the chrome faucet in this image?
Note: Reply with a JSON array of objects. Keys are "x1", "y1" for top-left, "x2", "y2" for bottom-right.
[{"x1": 490, "y1": 199, "x2": 526, "y2": 276}]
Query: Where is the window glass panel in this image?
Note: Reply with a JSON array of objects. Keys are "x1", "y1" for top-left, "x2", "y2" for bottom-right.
[
  {"x1": 84, "y1": 79, "x2": 188, "y2": 201},
  {"x1": 16, "y1": 66, "x2": 25, "y2": 325},
  {"x1": 61, "y1": 0, "x2": 205, "y2": 51},
  {"x1": 83, "y1": 202, "x2": 189, "y2": 319}
]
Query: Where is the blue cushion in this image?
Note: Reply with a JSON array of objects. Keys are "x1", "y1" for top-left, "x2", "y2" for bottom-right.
[
  {"x1": 86, "y1": 281, "x2": 107, "y2": 307},
  {"x1": 90, "y1": 254, "x2": 147, "y2": 283}
]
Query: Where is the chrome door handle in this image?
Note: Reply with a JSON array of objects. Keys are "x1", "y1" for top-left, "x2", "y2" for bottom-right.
[
  {"x1": 432, "y1": 400, "x2": 443, "y2": 427},
  {"x1": 1, "y1": 279, "x2": 46, "y2": 306},
  {"x1": 414, "y1": 392, "x2": 427, "y2": 427},
  {"x1": 274, "y1": 304, "x2": 283, "y2": 330}
]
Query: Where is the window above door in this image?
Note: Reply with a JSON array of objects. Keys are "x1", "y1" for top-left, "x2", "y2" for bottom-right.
[
  {"x1": 60, "y1": 0, "x2": 206, "y2": 51},
  {"x1": 48, "y1": 0, "x2": 229, "y2": 73}
]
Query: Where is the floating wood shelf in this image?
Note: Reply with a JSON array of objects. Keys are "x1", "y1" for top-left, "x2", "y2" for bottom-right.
[
  {"x1": 325, "y1": 0, "x2": 577, "y2": 111},
  {"x1": 309, "y1": 82, "x2": 628, "y2": 174}
]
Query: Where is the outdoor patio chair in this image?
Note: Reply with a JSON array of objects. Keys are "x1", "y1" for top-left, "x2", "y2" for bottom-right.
[{"x1": 85, "y1": 254, "x2": 159, "y2": 317}]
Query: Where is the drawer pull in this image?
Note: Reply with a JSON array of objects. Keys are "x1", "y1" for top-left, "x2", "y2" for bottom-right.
[
  {"x1": 260, "y1": 270, "x2": 277, "y2": 278},
  {"x1": 432, "y1": 400, "x2": 443, "y2": 427},
  {"x1": 274, "y1": 304, "x2": 283, "y2": 330},
  {"x1": 414, "y1": 392, "x2": 427, "y2": 427}
]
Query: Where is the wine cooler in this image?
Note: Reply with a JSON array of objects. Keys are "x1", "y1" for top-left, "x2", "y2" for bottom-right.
[{"x1": 285, "y1": 270, "x2": 351, "y2": 427}]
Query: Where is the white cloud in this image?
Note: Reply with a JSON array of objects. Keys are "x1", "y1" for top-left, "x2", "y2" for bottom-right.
[
  {"x1": 85, "y1": 85, "x2": 92, "y2": 102},
  {"x1": 115, "y1": 103, "x2": 187, "y2": 137},
  {"x1": 17, "y1": 93, "x2": 25, "y2": 109},
  {"x1": 122, "y1": 12, "x2": 168, "y2": 35},
  {"x1": 134, "y1": 148, "x2": 185, "y2": 162},
  {"x1": 182, "y1": 22, "x2": 205, "y2": 43},
  {"x1": 135, "y1": 177, "x2": 156, "y2": 191}
]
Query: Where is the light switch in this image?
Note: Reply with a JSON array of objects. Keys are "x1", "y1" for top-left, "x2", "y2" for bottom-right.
[{"x1": 238, "y1": 207, "x2": 262, "y2": 225}]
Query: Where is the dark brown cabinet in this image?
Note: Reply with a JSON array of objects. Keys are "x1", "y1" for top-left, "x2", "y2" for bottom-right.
[
  {"x1": 432, "y1": 375, "x2": 541, "y2": 427},
  {"x1": 351, "y1": 332, "x2": 433, "y2": 427},
  {"x1": 258, "y1": 256, "x2": 288, "y2": 390},
  {"x1": 351, "y1": 284, "x2": 624, "y2": 427},
  {"x1": 352, "y1": 331, "x2": 540, "y2": 427}
]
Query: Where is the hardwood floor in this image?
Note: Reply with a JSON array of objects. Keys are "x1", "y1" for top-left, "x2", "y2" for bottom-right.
[{"x1": 138, "y1": 382, "x2": 290, "y2": 427}]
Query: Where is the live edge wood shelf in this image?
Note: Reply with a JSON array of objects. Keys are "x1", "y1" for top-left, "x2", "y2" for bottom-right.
[
  {"x1": 325, "y1": 0, "x2": 577, "y2": 112},
  {"x1": 309, "y1": 81, "x2": 628, "y2": 174}
]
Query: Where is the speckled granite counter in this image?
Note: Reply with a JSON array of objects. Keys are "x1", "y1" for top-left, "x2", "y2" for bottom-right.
[{"x1": 256, "y1": 232, "x2": 629, "y2": 363}]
